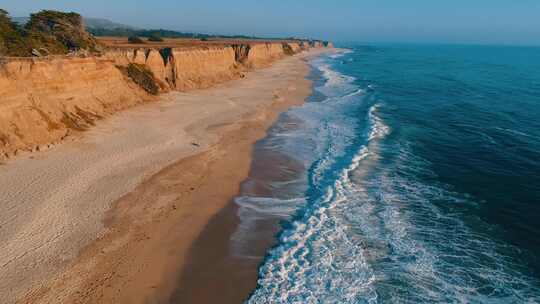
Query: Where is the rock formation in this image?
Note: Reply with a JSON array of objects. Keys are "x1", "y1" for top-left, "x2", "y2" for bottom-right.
[
  {"x1": 0, "y1": 38, "x2": 333, "y2": 159},
  {"x1": 0, "y1": 57, "x2": 150, "y2": 158},
  {"x1": 170, "y1": 46, "x2": 239, "y2": 91}
]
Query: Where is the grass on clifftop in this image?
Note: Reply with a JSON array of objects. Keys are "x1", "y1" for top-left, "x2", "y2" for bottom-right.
[
  {"x1": 127, "y1": 35, "x2": 145, "y2": 44},
  {"x1": 147, "y1": 34, "x2": 163, "y2": 42}
]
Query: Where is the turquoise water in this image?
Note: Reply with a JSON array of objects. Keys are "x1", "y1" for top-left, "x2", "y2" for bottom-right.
[{"x1": 234, "y1": 44, "x2": 540, "y2": 303}]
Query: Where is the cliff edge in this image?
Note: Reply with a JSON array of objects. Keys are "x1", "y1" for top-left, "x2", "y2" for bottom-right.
[{"x1": 0, "y1": 10, "x2": 334, "y2": 160}]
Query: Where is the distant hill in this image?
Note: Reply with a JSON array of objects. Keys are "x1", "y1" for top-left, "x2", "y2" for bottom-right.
[
  {"x1": 87, "y1": 27, "x2": 284, "y2": 40},
  {"x1": 13, "y1": 15, "x2": 306, "y2": 42},
  {"x1": 13, "y1": 16, "x2": 137, "y2": 30},
  {"x1": 84, "y1": 17, "x2": 138, "y2": 30}
]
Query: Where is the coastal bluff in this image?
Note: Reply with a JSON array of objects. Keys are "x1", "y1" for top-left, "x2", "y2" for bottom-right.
[{"x1": 0, "y1": 41, "x2": 332, "y2": 160}]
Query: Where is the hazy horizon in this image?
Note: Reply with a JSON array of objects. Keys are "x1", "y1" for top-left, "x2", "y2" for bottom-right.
[{"x1": 2, "y1": 0, "x2": 540, "y2": 46}]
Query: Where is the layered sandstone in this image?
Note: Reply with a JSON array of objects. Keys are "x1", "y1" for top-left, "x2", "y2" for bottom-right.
[
  {"x1": 170, "y1": 46, "x2": 239, "y2": 91},
  {"x1": 104, "y1": 46, "x2": 239, "y2": 91},
  {"x1": 0, "y1": 56, "x2": 150, "y2": 158},
  {"x1": 0, "y1": 40, "x2": 332, "y2": 159},
  {"x1": 245, "y1": 42, "x2": 286, "y2": 68},
  {"x1": 144, "y1": 49, "x2": 171, "y2": 87},
  {"x1": 287, "y1": 42, "x2": 302, "y2": 53},
  {"x1": 103, "y1": 42, "x2": 307, "y2": 92}
]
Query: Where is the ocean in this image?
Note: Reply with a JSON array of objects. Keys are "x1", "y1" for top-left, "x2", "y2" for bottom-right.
[{"x1": 231, "y1": 44, "x2": 540, "y2": 303}]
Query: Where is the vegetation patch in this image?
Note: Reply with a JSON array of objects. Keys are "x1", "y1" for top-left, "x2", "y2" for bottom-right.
[
  {"x1": 282, "y1": 43, "x2": 295, "y2": 56},
  {"x1": 124, "y1": 63, "x2": 160, "y2": 95},
  {"x1": 128, "y1": 36, "x2": 144, "y2": 44},
  {"x1": 147, "y1": 34, "x2": 163, "y2": 42},
  {"x1": 88, "y1": 27, "x2": 293, "y2": 41},
  {"x1": 0, "y1": 9, "x2": 29, "y2": 56},
  {"x1": 0, "y1": 9, "x2": 99, "y2": 57}
]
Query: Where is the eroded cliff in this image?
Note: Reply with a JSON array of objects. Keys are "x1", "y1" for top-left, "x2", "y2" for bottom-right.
[
  {"x1": 245, "y1": 43, "x2": 286, "y2": 68},
  {"x1": 0, "y1": 40, "x2": 333, "y2": 159},
  {"x1": 0, "y1": 57, "x2": 150, "y2": 158},
  {"x1": 171, "y1": 46, "x2": 239, "y2": 91},
  {"x1": 102, "y1": 41, "x2": 316, "y2": 92}
]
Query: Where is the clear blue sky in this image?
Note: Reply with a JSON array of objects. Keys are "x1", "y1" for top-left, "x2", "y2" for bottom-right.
[{"x1": 2, "y1": 0, "x2": 540, "y2": 45}]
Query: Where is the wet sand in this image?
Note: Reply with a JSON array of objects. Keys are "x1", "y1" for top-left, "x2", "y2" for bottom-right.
[
  {"x1": 172, "y1": 147, "x2": 307, "y2": 303},
  {"x1": 171, "y1": 68, "x2": 329, "y2": 303},
  {"x1": 1, "y1": 48, "x2": 336, "y2": 304}
]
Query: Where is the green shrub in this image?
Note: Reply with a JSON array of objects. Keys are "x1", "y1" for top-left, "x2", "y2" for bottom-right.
[
  {"x1": 128, "y1": 35, "x2": 144, "y2": 44},
  {"x1": 282, "y1": 43, "x2": 294, "y2": 55},
  {"x1": 0, "y1": 9, "x2": 31, "y2": 56},
  {"x1": 25, "y1": 10, "x2": 98, "y2": 53},
  {"x1": 126, "y1": 63, "x2": 159, "y2": 95},
  {"x1": 147, "y1": 35, "x2": 163, "y2": 42}
]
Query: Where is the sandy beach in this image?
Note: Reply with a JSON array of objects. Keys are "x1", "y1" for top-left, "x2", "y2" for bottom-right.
[{"x1": 0, "y1": 48, "x2": 333, "y2": 303}]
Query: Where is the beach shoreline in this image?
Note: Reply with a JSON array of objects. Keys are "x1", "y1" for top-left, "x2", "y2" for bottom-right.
[
  {"x1": 171, "y1": 58, "x2": 327, "y2": 304},
  {"x1": 2, "y1": 48, "x2": 336, "y2": 304}
]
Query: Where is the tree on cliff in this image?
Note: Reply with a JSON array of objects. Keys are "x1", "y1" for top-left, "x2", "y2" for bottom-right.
[
  {"x1": 0, "y1": 9, "x2": 100, "y2": 56},
  {"x1": 128, "y1": 35, "x2": 145, "y2": 44},
  {"x1": 147, "y1": 34, "x2": 163, "y2": 42},
  {"x1": 25, "y1": 10, "x2": 99, "y2": 54},
  {"x1": 0, "y1": 9, "x2": 29, "y2": 56}
]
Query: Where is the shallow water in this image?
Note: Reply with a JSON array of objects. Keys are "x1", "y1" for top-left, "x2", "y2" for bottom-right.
[{"x1": 232, "y1": 44, "x2": 540, "y2": 303}]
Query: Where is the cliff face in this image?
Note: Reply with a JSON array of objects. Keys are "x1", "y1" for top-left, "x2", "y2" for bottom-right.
[
  {"x1": 309, "y1": 40, "x2": 324, "y2": 48},
  {"x1": 0, "y1": 40, "x2": 332, "y2": 158},
  {"x1": 103, "y1": 42, "x2": 313, "y2": 92},
  {"x1": 245, "y1": 43, "x2": 285, "y2": 68},
  {"x1": 171, "y1": 46, "x2": 238, "y2": 91},
  {"x1": 0, "y1": 57, "x2": 149, "y2": 158},
  {"x1": 145, "y1": 49, "x2": 170, "y2": 87},
  {"x1": 286, "y1": 42, "x2": 302, "y2": 53},
  {"x1": 231, "y1": 44, "x2": 251, "y2": 64}
]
